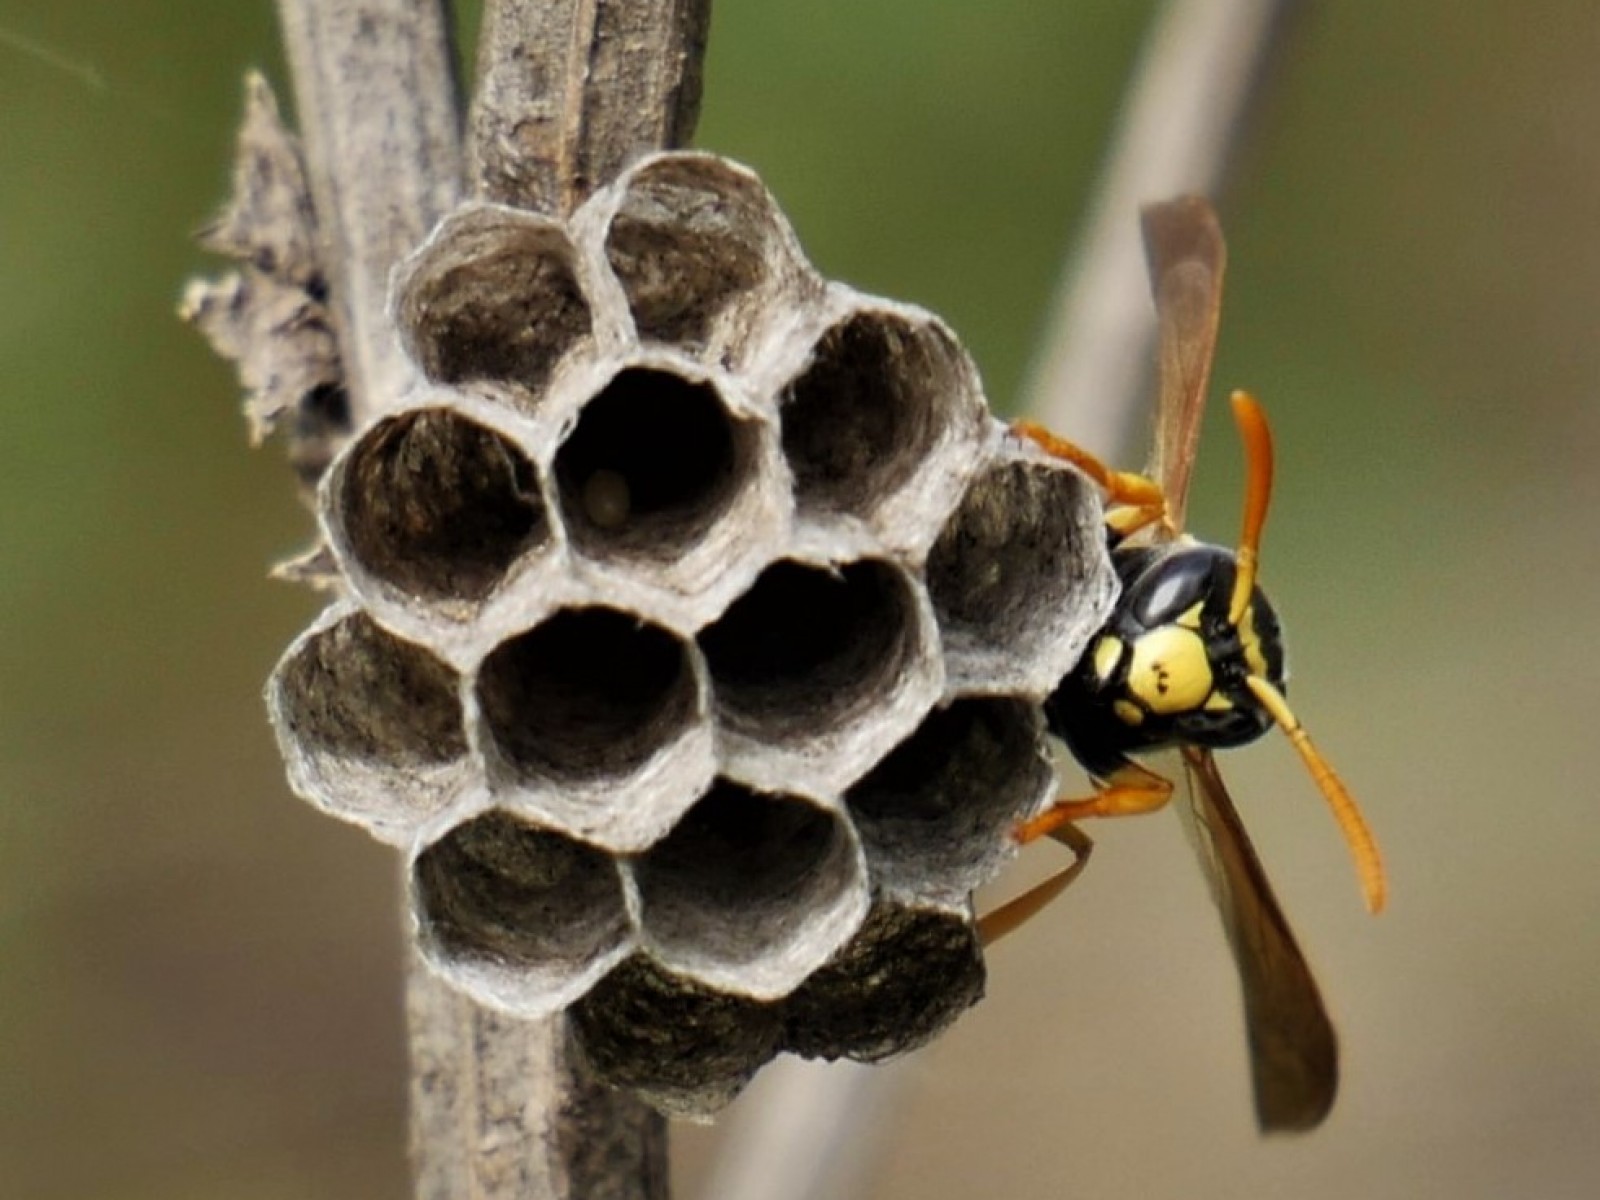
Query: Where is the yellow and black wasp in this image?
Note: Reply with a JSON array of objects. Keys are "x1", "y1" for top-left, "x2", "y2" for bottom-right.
[{"x1": 982, "y1": 197, "x2": 1385, "y2": 1132}]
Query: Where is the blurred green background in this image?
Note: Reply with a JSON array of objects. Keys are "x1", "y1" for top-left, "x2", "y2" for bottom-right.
[{"x1": 3, "y1": 2, "x2": 1598, "y2": 1197}]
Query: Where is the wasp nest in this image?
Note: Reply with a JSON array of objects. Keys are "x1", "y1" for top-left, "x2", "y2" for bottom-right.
[{"x1": 266, "y1": 151, "x2": 1114, "y2": 1116}]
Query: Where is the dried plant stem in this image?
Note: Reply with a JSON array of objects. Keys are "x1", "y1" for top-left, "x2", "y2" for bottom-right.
[
  {"x1": 273, "y1": 0, "x2": 709, "y2": 1195},
  {"x1": 276, "y1": 0, "x2": 463, "y2": 424},
  {"x1": 469, "y1": 0, "x2": 712, "y2": 214},
  {"x1": 408, "y1": 3, "x2": 712, "y2": 1194},
  {"x1": 1021, "y1": 0, "x2": 1302, "y2": 453},
  {"x1": 408, "y1": 961, "x2": 669, "y2": 1200}
]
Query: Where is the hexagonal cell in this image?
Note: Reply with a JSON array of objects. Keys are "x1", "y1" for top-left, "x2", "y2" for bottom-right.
[
  {"x1": 330, "y1": 405, "x2": 547, "y2": 615},
  {"x1": 270, "y1": 605, "x2": 468, "y2": 844},
  {"x1": 393, "y1": 204, "x2": 593, "y2": 402},
  {"x1": 698, "y1": 559, "x2": 938, "y2": 793},
  {"x1": 633, "y1": 781, "x2": 867, "y2": 1000},
  {"x1": 553, "y1": 367, "x2": 762, "y2": 566},
  {"x1": 779, "y1": 307, "x2": 985, "y2": 536},
  {"x1": 570, "y1": 954, "x2": 782, "y2": 1118},
  {"x1": 601, "y1": 153, "x2": 813, "y2": 368},
  {"x1": 927, "y1": 450, "x2": 1114, "y2": 696},
  {"x1": 474, "y1": 608, "x2": 714, "y2": 849},
  {"x1": 412, "y1": 810, "x2": 631, "y2": 1016},
  {"x1": 846, "y1": 698, "x2": 1051, "y2": 904},
  {"x1": 782, "y1": 898, "x2": 984, "y2": 1063}
]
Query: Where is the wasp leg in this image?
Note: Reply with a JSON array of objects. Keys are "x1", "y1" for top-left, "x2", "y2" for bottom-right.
[
  {"x1": 1011, "y1": 420, "x2": 1169, "y2": 532},
  {"x1": 1106, "y1": 502, "x2": 1166, "y2": 540},
  {"x1": 1013, "y1": 759, "x2": 1174, "y2": 846},
  {"x1": 978, "y1": 823, "x2": 1093, "y2": 947}
]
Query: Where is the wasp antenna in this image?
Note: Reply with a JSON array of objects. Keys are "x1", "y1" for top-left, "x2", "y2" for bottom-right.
[
  {"x1": 1012, "y1": 420, "x2": 1168, "y2": 520},
  {"x1": 1245, "y1": 675, "x2": 1387, "y2": 914},
  {"x1": 1228, "y1": 392, "x2": 1274, "y2": 627}
]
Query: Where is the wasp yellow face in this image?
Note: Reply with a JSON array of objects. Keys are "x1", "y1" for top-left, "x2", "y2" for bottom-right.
[
  {"x1": 1090, "y1": 624, "x2": 1215, "y2": 725},
  {"x1": 1059, "y1": 544, "x2": 1285, "y2": 766},
  {"x1": 1126, "y1": 625, "x2": 1214, "y2": 714}
]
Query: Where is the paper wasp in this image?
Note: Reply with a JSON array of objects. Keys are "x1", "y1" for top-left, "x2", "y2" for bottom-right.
[{"x1": 981, "y1": 197, "x2": 1385, "y2": 1132}]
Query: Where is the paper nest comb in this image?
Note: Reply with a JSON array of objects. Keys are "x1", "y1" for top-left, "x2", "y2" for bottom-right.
[{"x1": 262, "y1": 149, "x2": 1115, "y2": 1116}]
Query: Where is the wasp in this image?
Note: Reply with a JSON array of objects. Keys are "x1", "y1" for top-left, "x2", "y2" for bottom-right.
[{"x1": 980, "y1": 196, "x2": 1386, "y2": 1133}]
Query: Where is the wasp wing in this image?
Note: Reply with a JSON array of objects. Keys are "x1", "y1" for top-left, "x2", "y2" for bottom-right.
[
  {"x1": 1175, "y1": 745, "x2": 1339, "y2": 1132},
  {"x1": 1140, "y1": 197, "x2": 1226, "y2": 531},
  {"x1": 1139, "y1": 203, "x2": 1336, "y2": 1128}
]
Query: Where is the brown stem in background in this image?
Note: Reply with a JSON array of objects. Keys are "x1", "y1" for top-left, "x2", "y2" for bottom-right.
[
  {"x1": 701, "y1": 1058, "x2": 908, "y2": 1200},
  {"x1": 1021, "y1": 0, "x2": 1303, "y2": 455}
]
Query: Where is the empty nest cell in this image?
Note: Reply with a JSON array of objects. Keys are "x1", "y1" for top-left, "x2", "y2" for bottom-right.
[
  {"x1": 634, "y1": 781, "x2": 864, "y2": 997},
  {"x1": 413, "y1": 811, "x2": 630, "y2": 1013},
  {"x1": 272, "y1": 609, "x2": 466, "y2": 837},
  {"x1": 335, "y1": 407, "x2": 546, "y2": 607},
  {"x1": 394, "y1": 207, "x2": 592, "y2": 399},
  {"x1": 698, "y1": 559, "x2": 921, "y2": 745},
  {"x1": 846, "y1": 697, "x2": 1050, "y2": 900},
  {"x1": 780, "y1": 310, "x2": 969, "y2": 522},
  {"x1": 927, "y1": 457, "x2": 1099, "y2": 682},
  {"x1": 476, "y1": 607, "x2": 696, "y2": 787},
  {"x1": 554, "y1": 367, "x2": 758, "y2": 563},
  {"x1": 602, "y1": 156, "x2": 784, "y2": 364}
]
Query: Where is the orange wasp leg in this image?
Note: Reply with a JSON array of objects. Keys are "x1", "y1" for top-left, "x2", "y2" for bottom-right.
[
  {"x1": 982, "y1": 761, "x2": 1175, "y2": 946},
  {"x1": 1013, "y1": 759, "x2": 1176, "y2": 846},
  {"x1": 1011, "y1": 420, "x2": 1171, "y2": 536},
  {"x1": 977, "y1": 823, "x2": 1093, "y2": 948}
]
